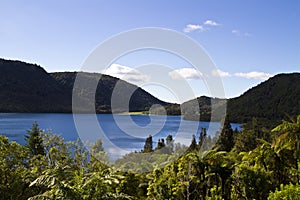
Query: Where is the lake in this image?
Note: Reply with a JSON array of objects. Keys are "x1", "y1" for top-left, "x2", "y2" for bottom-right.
[{"x1": 0, "y1": 113, "x2": 241, "y2": 159}]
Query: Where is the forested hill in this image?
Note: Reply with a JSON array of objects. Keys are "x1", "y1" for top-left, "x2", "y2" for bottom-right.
[
  {"x1": 227, "y1": 73, "x2": 300, "y2": 127},
  {"x1": 1, "y1": 58, "x2": 299, "y2": 127},
  {"x1": 182, "y1": 73, "x2": 300, "y2": 128},
  {"x1": 0, "y1": 59, "x2": 69, "y2": 112},
  {"x1": 0, "y1": 58, "x2": 169, "y2": 113}
]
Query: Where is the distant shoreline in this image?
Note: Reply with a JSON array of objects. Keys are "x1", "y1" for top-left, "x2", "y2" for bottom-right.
[{"x1": 119, "y1": 111, "x2": 149, "y2": 115}]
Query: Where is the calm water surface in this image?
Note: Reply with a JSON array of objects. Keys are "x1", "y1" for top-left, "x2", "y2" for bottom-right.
[{"x1": 0, "y1": 113, "x2": 241, "y2": 158}]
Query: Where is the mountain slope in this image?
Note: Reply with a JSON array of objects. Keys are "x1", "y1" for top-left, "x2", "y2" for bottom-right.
[
  {"x1": 0, "y1": 59, "x2": 69, "y2": 112},
  {"x1": 51, "y1": 72, "x2": 169, "y2": 113},
  {"x1": 227, "y1": 73, "x2": 300, "y2": 127},
  {"x1": 0, "y1": 58, "x2": 168, "y2": 113},
  {"x1": 1, "y1": 58, "x2": 299, "y2": 128},
  {"x1": 181, "y1": 73, "x2": 300, "y2": 128},
  {"x1": 181, "y1": 96, "x2": 226, "y2": 121}
]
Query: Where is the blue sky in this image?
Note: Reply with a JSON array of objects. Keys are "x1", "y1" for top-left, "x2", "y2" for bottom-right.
[{"x1": 0, "y1": 0, "x2": 299, "y2": 102}]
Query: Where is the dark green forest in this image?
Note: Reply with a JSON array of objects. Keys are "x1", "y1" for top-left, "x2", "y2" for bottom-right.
[
  {"x1": 0, "y1": 58, "x2": 170, "y2": 113},
  {"x1": 1, "y1": 115, "x2": 300, "y2": 200},
  {"x1": 1, "y1": 58, "x2": 300, "y2": 128},
  {"x1": 181, "y1": 73, "x2": 300, "y2": 129}
]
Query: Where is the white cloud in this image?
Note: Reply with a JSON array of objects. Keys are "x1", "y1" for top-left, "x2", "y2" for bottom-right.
[
  {"x1": 169, "y1": 68, "x2": 203, "y2": 80},
  {"x1": 183, "y1": 20, "x2": 221, "y2": 34},
  {"x1": 212, "y1": 69, "x2": 230, "y2": 77},
  {"x1": 204, "y1": 20, "x2": 220, "y2": 26},
  {"x1": 183, "y1": 24, "x2": 206, "y2": 33},
  {"x1": 211, "y1": 69, "x2": 273, "y2": 80},
  {"x1": 103, "y1": 64, "x2": 149, "y2": 84},
  {"x1": 234, "y1": 71, "x2": 272, "y2": 80},
  {"x1": 232, "y1": 29, "x2": 240, "y2": 36},
  {"x1": 232, "y1": 29, "x2": 251, "y2": 37}
]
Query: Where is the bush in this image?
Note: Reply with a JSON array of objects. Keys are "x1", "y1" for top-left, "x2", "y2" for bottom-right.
[{"x1": 268, "y1": 184, "x2": 300, "y2": 200}]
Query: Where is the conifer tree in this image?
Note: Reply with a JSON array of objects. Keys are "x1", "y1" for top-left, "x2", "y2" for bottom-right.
[
  {"x1": 188, "y1": 134, "x2": 197, "y2": 151},
  {"x1": 143, "y1": 135, "x2": 153, "y2": 153},
  {"x1": 217, "y1": 115, "x2": 234, "y2": 152},
  {"x1": 25, "y1": 122, "x2": 45, "y2": 156},
  {"x1": 199, "y1": 127, "x2": 207, "y2": 149}
]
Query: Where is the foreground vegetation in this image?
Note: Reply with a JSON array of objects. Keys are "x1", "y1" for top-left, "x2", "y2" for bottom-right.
[{"x1": 1, "y1": 115, "x2": 300, "y2": 199}]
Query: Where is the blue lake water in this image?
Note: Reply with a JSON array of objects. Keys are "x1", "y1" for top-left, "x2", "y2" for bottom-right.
[{"x1": 0, "y1": 113, "x2": 241, "y2": 159}]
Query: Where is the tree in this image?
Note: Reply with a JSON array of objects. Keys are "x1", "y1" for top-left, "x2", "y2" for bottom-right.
[
  {"x1": 90, "y1": 138, "x2": 104, "y2": 153},
  {"x1": 165, "y1": 134, "x2": 174, "y2": 154},
  {"x1": 147, "y1": 152, "x2": 205, "y2": 200},
  {"x1": 118, "y1": 172, "x2": 147, "y2": 198},
  {"x1": 70, "y1": 138, "x2": 89, "y2": 169},
  {"x1": 231, "y1": 164, "x2": 273, "y2": 200},
  {"x1": 80, "y1": 168, "x2": 124, "y2": 199},
  {"x1": 199, "y1": 128, "x2": 207, "y2": 146},
  {"x1": 188, "y1": 134, "x2": 197, "y2": 151},
  {"x1": 201, "y1": 150, "x2": 234, "y2": 200},
  {"x1": 156, "y1": 138, "x2": 165, "y2": 150},
  {"x1": 0, "y1": 134, "x2": 31, "y2": 200},
  {"x1": 89, "y1": 139, "x2": 110, "y2": 171},
  {"x1": 217, "y1": 116, "x2": 234, "y2": 152},
  {"x1": 41, "y1": 131, "x2": 71, "y2": 166},
  {"x1": 271, "y1": 115, "x2": 300, "y2": 183},
  {"x1": 28, "y1": 164, "x2": 81, "y2": 200},
  {"x1": 234, "y1": 128, "x2": 258, "y2": 153},
  {"x1": 231, "y1": 140, "x2": 280, "y2": 200},
  {"x1": 25, "y1": 122, "x2": 45, "y2": 156},
  {"x1": 166, "y1": 135, "x2": 173, "y2": 146},
  {"x1": 143, "y1": 135, "x2": 153, "y2": 153}
]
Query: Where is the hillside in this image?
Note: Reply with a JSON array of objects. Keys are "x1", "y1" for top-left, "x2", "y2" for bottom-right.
[
  {"x1": 182, "y1": 73, "x2": 300, "y2": 128},
  {"x1": 0, "y1": 59, "x2": 69, "y2": 112},
  {"x1": 181, "y1": 96, "x2": 226, "y2": 122},
  {"x1": 1, "y1": 58, "x2": 299, "y2": 128},
  {"x1": 227, "y1": 73, "x2": 300, "y2": 127},
  {"x1": 51, "y1": 72, "x2": 169, "y2": 113},
  {"x1": 0, "y1": 58, "x2": 168, "y2": 113}
]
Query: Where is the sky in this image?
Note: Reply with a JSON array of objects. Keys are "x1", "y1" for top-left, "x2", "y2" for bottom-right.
[{"x1": 0, "y1": 0, "x2": 299, "y2": 103}]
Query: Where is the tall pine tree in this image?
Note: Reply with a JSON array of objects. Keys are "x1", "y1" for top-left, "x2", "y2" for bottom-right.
[
  {"x1": 217, "y1": 115, "x2": 234, "y2": 152},
  {"x1": 188, "y1": 134, "x2": 197, "y2": 151},
  {"x1": 143, "y1": 135, "x2": 153, "y2": 153},
  {"x1": 25, "y1": 122, "x2": 45, "y2": 156}
]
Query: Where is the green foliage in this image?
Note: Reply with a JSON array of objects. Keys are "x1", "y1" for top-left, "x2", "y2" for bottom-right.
[
  {"x1": 41, "y1": 131, "x2": 71, "y2": 166},
  {"x1": 271, "y1": 115, "x2": 300, "y2": 183},
  {"x1": 231, "y1": 164, "x2": 274, "y2": 200},
  {"x1": 206, "y1": 186, "x2": 224, "y2": 200},
  {"x1": 268, "y1": 184, "x2": 300, "y2": 200},
  {"x1": 188, "y1": 134, "x2": 197, "y2": 151},
  {"x1": 118, "y1": 172, "x2": 147, "y2": 198},
  {"x1": 217, "y1": 116, "x2": 234, "y2": 152},
  {"x1": 89, "y1": 139, "x2": 110, "y2": 170},
  {"x1": 28, "y1": 164, "x2": 82, "y2": 200},
  {"x1": 234, "y1": 128, "x2": 260, "y2": 153},
  {"x1": 234, "y1": 118, "x2": 271, "y2": 153},
  {"x1": 0, "y1": 134, "x2": 32, "y2": 200},
  {"x1": 25, "y1": 122, "x2": 46, "y2": 156}
]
